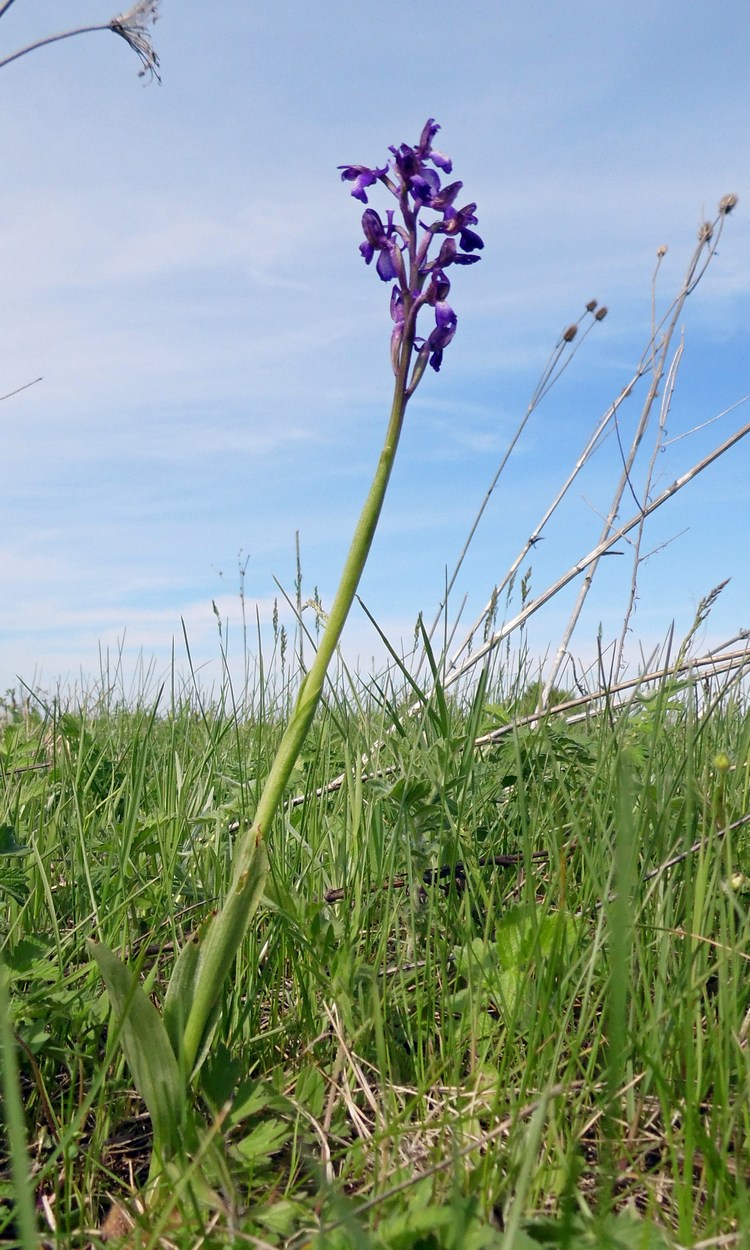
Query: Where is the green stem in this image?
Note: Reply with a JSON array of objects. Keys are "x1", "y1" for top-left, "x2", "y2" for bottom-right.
[{"x1": 182, "y1": 327, "x2": 416, "y2": 1071}]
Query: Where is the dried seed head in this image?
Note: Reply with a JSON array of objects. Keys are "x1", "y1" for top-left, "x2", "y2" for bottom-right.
[
  {"x1": 719, "y1": 193, "x2": 738, "y2": 215},
  {"x1": 110, "y1": 0, "x2": 161, "y2": 80},
  {"x1": 562, "y1": 323, "x2": 578, "y2": 343},
  {"x1": 656, "y1": 244, "x2": 668, "y2": 258},
  {"x1": 586, "y1": 299, "x2": 598, "y2": 312},
  {"x1": 698, "y1": 220, "x2": 713, "y2": 244},
  {"x1": 594, "y1": 306, "x2": 608, "y2": 321}
]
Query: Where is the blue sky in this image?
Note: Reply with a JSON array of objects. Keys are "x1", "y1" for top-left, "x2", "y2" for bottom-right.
[{"x1": 1, "y1": 0, "x2": 749, "y2": 701}]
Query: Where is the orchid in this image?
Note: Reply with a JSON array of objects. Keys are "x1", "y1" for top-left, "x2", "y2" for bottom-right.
[
  {"x1": 90, "y1": 121, "x2": 484, "y2": 1190},
  {"x1": 340, "y1": 118, "x2": 482, "y2": 384}
]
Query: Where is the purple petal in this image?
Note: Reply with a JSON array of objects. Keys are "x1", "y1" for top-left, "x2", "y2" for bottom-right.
[
  {"x1": 426, "y1": 304, "x2": 457, "y2": 371},
  {"x1": 361, "y1": 208, "x2": 386, "y2": 248},
  {"x1": 391, "y1": 143, "x2": 414, "y2": 174},
  {"x1": 417, "y1": 119, "x2": 440, "y2": 153},
  {"x1": 429, "y1": 148, "x2": 453, "y2": 174},
  {"x1": 457, "y1": 202, "x2": 479, "y2": 225},
  {"x1": 431, "y1": 181, "x2": 463, "y2": 209},
  {"x1": 434, "y1": 238, "x2": 458, "y2": 268},
  {"x1": 416, "y1": 120, "x2": 453, "y2": 174},
  {"x1": 424, "y1": 270, "x2": 452, "y2": 305},
  {"x1": 433, "y1": 207, "x2": 460, "y2": 236}
]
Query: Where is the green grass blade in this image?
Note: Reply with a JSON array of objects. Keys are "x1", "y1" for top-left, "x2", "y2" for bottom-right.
[{"x1": 0, "y1": 961, "x2": 39, "y2": 1250}]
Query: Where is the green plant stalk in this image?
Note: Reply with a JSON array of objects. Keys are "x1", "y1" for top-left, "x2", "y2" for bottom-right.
[
  {"x1": 0, "y1": 963, "x2": 39, "y2": 1250},
  {"x1": 181, "y1": 322, "x2": 417, "y2": 1073}
]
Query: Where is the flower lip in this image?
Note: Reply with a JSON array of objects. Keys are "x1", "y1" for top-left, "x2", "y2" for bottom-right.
[
  {"x1": 376, "y1": 246, "x2": 400, "y2": 282},
  {"x1": 459, "y1": 226, "x2": 484, "y2": 252}
]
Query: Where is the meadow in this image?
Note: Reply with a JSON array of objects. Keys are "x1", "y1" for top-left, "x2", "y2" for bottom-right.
[{"x1": 1, "y1": 631, "x2": 750, "y2": 1248}]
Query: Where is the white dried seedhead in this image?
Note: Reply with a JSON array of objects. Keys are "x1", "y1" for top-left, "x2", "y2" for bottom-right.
[{"x1": 110, "y1": 0, "x2": 161, "y2": 80}]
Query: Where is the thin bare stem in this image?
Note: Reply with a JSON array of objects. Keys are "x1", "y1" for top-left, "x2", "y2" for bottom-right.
[
  {"x1": 0, "y1": 25, "x2": 110, "y2": 71},
  {"x1": 614, "y1": 339, "x2": 684, "y2": 674},
  {"x1": 425, "y1": 308, "x2": 603, "y2": 657},
  {"x1": 445, "y1": 366, "x2": 643, "y2": 680},
  {"x1": 542, "y1": 207, "x2": 732, "y2": 703},
  {"x1": 442, "y1": 412, "x2": 750, "y2": 692},
  {"x1": 474, "y1": 644, "x2": 750, "y2": 748},
  {"x1": 0, "y1": 377, "x2": 42, "y2": 403},
  {"x1": 663, "y1": 394, "x2": 750, "y2": 448}
]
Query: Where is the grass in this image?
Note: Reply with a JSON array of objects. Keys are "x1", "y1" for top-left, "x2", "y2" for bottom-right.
[{"x1": 1, "y1": 646, "x2": 749, "y2": 1248}]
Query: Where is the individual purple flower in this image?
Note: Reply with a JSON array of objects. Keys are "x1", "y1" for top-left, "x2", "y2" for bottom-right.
[
  {"x1": 423, "y1": 267, "x2": 452, "y2": 307},
  {"x1": 359, "y1": 208, "x2": 404, "y2": 283},
  {"x1": 338, "y1": 162, "x2": 389, "y2": 204},
  {"x1": 390, "y1": 119, "x2": 454, "y2": 203},
  {"x1": 426, "y1": 302, "x2": 457, "y2": 372},
  {"x1": 422, "y1": 236, "x2": 479, "y2": 274},
  {"x1": 408, "y1": 166, "x2": 441, "y2": 207},
  {"x1": 433, "y1": 201, "x2": 484, "y2": 255}
]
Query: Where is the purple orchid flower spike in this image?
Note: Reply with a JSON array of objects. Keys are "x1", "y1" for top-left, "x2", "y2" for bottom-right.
[{"x1": 341, "y1": 119, "x2": 481, "y2": 392}]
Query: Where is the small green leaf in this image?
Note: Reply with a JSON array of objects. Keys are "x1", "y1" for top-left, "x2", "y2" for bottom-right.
[
  {"x1": 295, "y1": 1064, "x2": 326, "y2": 1119},
  {"x1": 0, "y1": 826, "x2": 30, "y2": 857},
  {"x1": 88, "y1": 940, "x2": 187, "y2": 1163},
  {"x1": 200, "y1": 1043, "x2": 244, "y2": 1111},
  {"x1": 0, "y1": 874, "x2": 29, "y2": 905},
  {"x1": 233, "y1": 1117, "x2": 291, "y2": 1164},
  {"x1": 597, "y1": 1211, "x2": 672, "y2": 1250},
  {"x1": 3, "y1": 936, "x2": 52, "y2": 974},
  {"x1": 254, "y1": 1199, "x2": 308, "y2": 1237}
]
